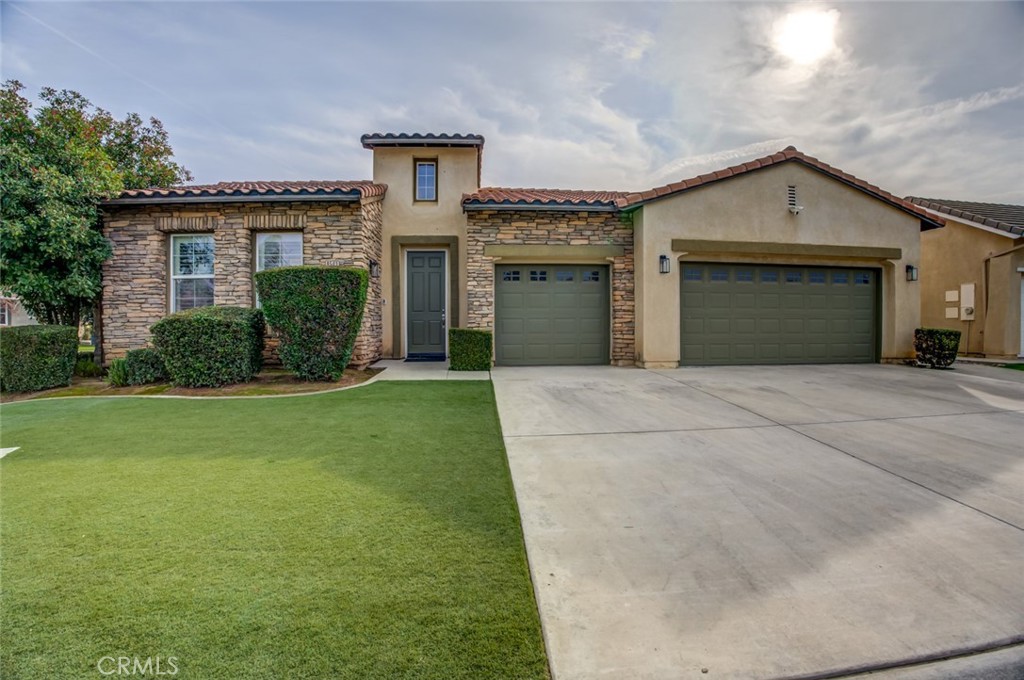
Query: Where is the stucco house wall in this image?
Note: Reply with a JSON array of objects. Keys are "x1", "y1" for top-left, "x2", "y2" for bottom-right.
[
  {"x1": 373, "y1": 146, "x2": 479, "y2": 358},
  {"x1": 920, "y1": 217, "x2": 1022, "y2": 358},
  {"x1": 633, "y1": 162, "x2": 924, "y2": 366},
  {"x1": 100, "y1": 198, "x2": 384, "y2": 366}
]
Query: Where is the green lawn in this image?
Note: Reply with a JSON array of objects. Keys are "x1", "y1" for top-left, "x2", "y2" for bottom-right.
[{"x1": 0, "y1": 383, "x2": 548, "y2": 679}]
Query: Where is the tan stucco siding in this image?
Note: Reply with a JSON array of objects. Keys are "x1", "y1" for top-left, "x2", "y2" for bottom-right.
[
  {"x1": 373, "y1": 147, "x2": 479, "y2": 357},
  {"x1": 920, "y1": 217, "x2": 1020, "y2": 357},
  {"x1": 634, "y1": 162, "x2": 923, "y2": 366}
]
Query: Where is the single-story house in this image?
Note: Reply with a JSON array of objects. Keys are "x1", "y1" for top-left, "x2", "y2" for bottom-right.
[
  {"x1": 99, "y1": 133, "x2": 943, "y2": 367},
  {"x1": 908, "y1": 197, "x2": 1023, "y2": 358}
]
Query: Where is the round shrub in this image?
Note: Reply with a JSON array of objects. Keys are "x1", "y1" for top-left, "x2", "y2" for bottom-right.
[
  {"x1": 0, "y1": 325, "x2": 78, "y2": 392},
  {"x1": 123, "y1": 348, "x2": 167, "y2": 385},
  {"x1": 150, "y1": 307, "x2": 265, "y2": 387},
  {"x1": 914, "y1": 328, "x2": 961, "y2": 368},
  {"x1": 255, "y1": 266, "x2": 368, "y2": 381},
  {"x1": 449, "y1": 328, "x2": 493, "y2": 371}
]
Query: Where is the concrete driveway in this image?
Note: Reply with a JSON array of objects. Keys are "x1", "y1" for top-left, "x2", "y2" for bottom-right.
[{"x1": 492, "y1": 364, "x2": 1024, "y2": 680}]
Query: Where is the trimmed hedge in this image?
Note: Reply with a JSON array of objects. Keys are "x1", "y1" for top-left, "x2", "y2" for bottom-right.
[
  {"x1": 449, "y1": 328, "x2": 493, "y2": 371},
  {"x1": 914, "y1": 328, "x2": 961, "y2": 368},
  {"x1": 0, "y1": 325, "x2": 78, "y2": 392},
  {"x1": 151, "y1": 307, "x2": 265, "y2": 387},
  {"x1": 255, "y1": 266, "x2": 368, "y2": 381},
  {"x1": 124, "y1": 348, "x2": 167, "y2": 385}
]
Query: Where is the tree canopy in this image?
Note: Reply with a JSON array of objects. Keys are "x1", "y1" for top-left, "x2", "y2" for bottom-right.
[{"x1": 0, "y1": 80, "x2": 192, "y2": 326}]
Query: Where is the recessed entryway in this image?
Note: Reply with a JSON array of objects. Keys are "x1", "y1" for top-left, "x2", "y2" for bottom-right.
[
  {"x1": 406, "y1": 250, "x2": 446, "y2": 360},
  {"x1": 680, "y1": 263, "x2": 879, "y2": 365},
  {"x1": 494, "y1": 264, "x2": 610, "y2": 366}
]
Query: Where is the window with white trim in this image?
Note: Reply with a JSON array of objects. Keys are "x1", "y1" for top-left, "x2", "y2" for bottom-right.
[
  {"x1": 0, "y1": 301, "x2": 11, "y2": 326},
  {"x1": 415, "y1": 160, "x2": 437, "y2": 201},
  {"x1": 170, "y1": 234, "x2": 215, "y2": 312},
  {"x1": 255, "y1": 232, "x2": 303, "y2": 306}
]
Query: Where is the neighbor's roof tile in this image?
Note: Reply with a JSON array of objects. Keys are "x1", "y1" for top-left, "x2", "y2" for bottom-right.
[
  {"x1": 905, "y1": 197, "x2": 1023, "y2": 236},
  {"x1": 462, "y1": 187, "x2": 629, "y2": 209}
]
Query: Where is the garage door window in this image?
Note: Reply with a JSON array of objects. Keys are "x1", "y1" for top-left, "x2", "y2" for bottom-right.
[
  {"x1": 711, "y1": 269, "x2": 729, "y2": 282},
  {"x1": 736, "y1": 269, "x2": 754, "y2": 283},
  {"x1": 683, "y1": 267, "x2": 702, "y2": 282},
  {"x1": 583, "y1": 270, "x2": 601, "y2": 282},
  {"x1": 786, "y1": 271, "x2": 803, "y2": 284},
  {"x1": 556, "y1": 270, "x2": 574, "y2": 282},
  {"x1": 855, "y1": 272, "x2": 872, "y2": 285},
  {"x1": 761, "y1": 271, "x2": 779, "y2": 283},
  {"x1": 502, "y1": 270, "x2": 520, "y2": 282},
  {"x1": 809, "y1": 271, "x2": 826, "y2": 284},
  {"x1": 833, "y1": 272, "x2": 849, "y2": 285},
  {"x1": 530, "y1": 270, "x2": 548, "y2": 282}
]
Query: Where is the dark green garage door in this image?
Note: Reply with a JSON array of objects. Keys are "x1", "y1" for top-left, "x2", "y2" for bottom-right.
[
  {"x1": 680, "y1": 263, "x2": 879, "y2": 365},
  {"x1": 495, "y1": 264, "x2": 610, "y2": 365}
]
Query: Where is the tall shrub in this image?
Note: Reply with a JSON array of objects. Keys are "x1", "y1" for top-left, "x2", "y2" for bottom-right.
[
  {"x1": 449, "y1": 328, "x2": 493, "y2": 371},
  {"x1": 150, "y1": 307, "x2": 264, "y2": 387},
  {"x1": 255, "y1": 266, "x2": 368, "y2": 381},
  {"x1": 0, "y1": 324, "x2": 77, "y2": 392}
]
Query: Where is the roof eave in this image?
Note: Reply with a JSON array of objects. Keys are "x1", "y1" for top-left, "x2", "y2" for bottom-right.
[
  {"x1": 462, "y1": 202, "x2": 619, "y2": 213},
  {"x1": 102, "y1": 192, "x2": 363, "y2": 206}
]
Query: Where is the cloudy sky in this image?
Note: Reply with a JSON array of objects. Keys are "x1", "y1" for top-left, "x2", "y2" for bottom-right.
[{"x1": 3, "y1": 1, "x2": 1022, "y2": 202}]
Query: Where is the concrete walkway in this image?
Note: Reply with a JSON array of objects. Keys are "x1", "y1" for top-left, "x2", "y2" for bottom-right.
[
  {"x1": 371, "y1": 359, "x2": 490, "y2": 381},
  {"x1": 492, "y1": 364, "x2": 1024, "y2": 680}
]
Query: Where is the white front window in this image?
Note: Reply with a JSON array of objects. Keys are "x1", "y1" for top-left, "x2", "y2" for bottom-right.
[
  {"x1": 256, "y1": 232, "x2": 303, "y2": 272},
  {"x1": 170, "y1": 234, "x2": 215, "y2": 312},
  {"x1": 0, "y1": 301, "x2": 10, "y2": 326},
  {"x1": 415, "y1": 161, "x2": 437, "y2": 201}
]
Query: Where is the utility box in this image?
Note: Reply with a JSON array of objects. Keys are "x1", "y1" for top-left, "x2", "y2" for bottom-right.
[{"x1": 960, "y1": 283, "x2": 976, "y2": 321}]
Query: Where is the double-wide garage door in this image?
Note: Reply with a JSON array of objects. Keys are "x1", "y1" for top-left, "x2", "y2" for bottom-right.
[
  {"x1": 495, "y1": 264, "x2": 610, "y2": 365},
  {"x1": 681, "y1": 263, "x2": 879, "y2": 365}
]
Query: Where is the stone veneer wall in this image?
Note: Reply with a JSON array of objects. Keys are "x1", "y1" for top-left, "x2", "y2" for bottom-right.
[
  {"x1": 465, "y1": 210, "x2": 635, "y2": 365},
  {"x1": 100, "y1": 199, "x2": 383, "y2": 368}
]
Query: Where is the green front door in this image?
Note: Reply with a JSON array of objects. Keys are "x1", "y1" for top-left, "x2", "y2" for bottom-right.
[
  {"x1": 680, "y1": 263, "x2": 879, "y2": 365},
  {"x1": 495, "y1": 264, "x2": 610, "y2": 366},
  {"x1": 407, "y1": 251, "x2": 446, "y2": 358}
]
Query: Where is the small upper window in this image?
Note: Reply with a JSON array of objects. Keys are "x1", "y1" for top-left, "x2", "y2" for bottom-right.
[
  {"x1": 583, "y1": 270, "x2": 601, "y2": 282},
  {"x1": 415, "y1": 160, "x2": 437, "y2": 201},
  {"x1": 556, "y1": 270, "x2": 574, "y2": 282},
  {"x1": 502, "y1": 270, "x2": 520, "y2": 282},
  {"x1": 529, "y1": 270, "x2": 548, "y2": 282}
]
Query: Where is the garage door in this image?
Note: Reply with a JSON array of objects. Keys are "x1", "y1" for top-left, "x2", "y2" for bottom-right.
[
  {"x1": 495, "y1": 264, "x2": 610, "y2": 365},
  {"x1": 681, "y1": 263, "x2": 878, "y2": 365}
]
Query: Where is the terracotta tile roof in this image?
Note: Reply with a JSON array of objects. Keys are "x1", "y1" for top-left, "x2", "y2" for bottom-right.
[
  {"x1": 462, "y1": 187, "x2": 628, "y2": 210},
  {"x1": 616, "y1": 146, "x2": 945, "y2": 228},
  {"x1": 108, "y1": 180, "x2": 386, "y2": 204},
  {"x1": 360, "y1": 132, "x2": 484, "y2": 149},
  {"x1": 905, "y1": 197, "x2": 1023, "y2": 236}
]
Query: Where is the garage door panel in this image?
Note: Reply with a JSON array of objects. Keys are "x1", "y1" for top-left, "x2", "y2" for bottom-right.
[
  {"x1": 682, "y1": 264, "x2": 878, "y2": 365},
  {"x1": 496, "y1": 265, "x2": 610, "y2": 366}
]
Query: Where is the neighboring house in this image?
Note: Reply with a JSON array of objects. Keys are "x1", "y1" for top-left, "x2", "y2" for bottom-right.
[
  {"x1": 908, "y1": 197, "x2": 1023, "y2": 358},
  {"x1": 0, "y1": 294, "x2": 37, "y2": 328},
  {"x1": 99, "y1": 134, "x2": 942, "y2": 367}
]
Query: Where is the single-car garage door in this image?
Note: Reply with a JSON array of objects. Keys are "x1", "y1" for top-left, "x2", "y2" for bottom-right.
[
  {"x1": 681, "y1": 263, "x2": 878, "y2": 365},
  {"x1": 495, "y1": 264, "x2": 610, "y2": 365}
]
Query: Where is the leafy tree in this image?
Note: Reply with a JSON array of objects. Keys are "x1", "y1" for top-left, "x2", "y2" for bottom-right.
[{"x1": 0, "y1": 81, "x2": 192, "y2": 326}]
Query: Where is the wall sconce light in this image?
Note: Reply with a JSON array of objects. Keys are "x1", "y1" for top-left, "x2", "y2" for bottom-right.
[
  {"x1": 905, "y1": 264, "x2": 918, "y2": 282},
  {"x1": 659, "y1": 255, "x2": 671, "y2": 274},
  {"x1": 369, "y1": 260, "x2": 381, "y2": 278}
]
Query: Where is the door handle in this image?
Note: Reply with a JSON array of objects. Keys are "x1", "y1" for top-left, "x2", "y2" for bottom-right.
[{"x1": 441, "y1": 309, "x2": 447, "y2": 326}]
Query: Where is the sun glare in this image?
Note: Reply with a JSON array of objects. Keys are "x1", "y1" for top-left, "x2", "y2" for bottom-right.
[{"x1": 773, "y1": 8, "x2": 839, "y2": 65}]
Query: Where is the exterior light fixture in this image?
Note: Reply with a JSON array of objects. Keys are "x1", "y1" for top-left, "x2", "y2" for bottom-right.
[
  {"x1": 659, "y1": 255, "x2": 671, "y2": 274},
  {"x1": 905, "y1": 264, "x2": 918, "y2": 282},
  {"x1": 369, "y1": 260, "x2": 381, "y2": 278}
]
